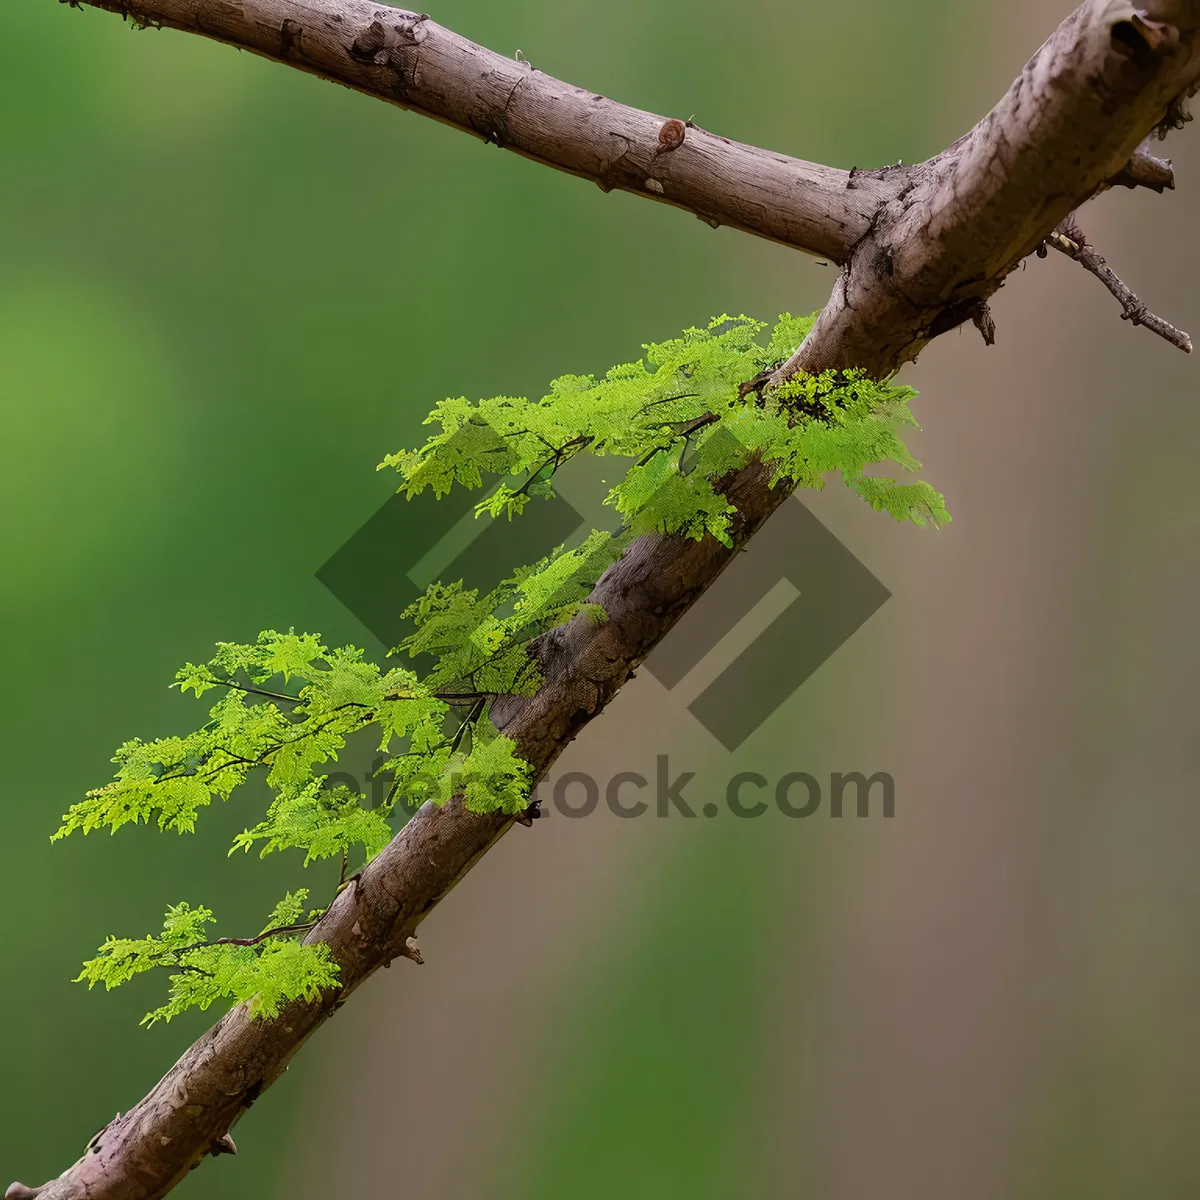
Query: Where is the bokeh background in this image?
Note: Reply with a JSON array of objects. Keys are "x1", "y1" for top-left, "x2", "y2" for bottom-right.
[{"x1": 2, "y1": 1, "x2": 1198, "y2": 1197}]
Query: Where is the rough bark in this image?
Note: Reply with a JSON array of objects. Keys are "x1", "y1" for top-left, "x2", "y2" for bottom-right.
[
  {"x1": 771, "y1": 0, "x2": 1200, "y2": 379},
  {"x1": 63, "y1": 0, "x2": 889, "y2": 263},
  {"x1": 14, "y1": 1, "x2": 1200, "y2": 1197}
]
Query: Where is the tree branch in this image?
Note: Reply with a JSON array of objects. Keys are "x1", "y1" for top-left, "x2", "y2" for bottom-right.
[
  {"x1": 770, "y1": 0, "x2": 1200, "y2": 379},
  {"x1": 1108, "y1": 136, "x2": 1177, "y2": 190},
  {"x1": 15, "y1": 2, "x2": 1200, "y2": 1197},
  {"x1": 62, "y1": 0, "x2": 888, "y2": 263},
  {"x1": 1047, "y1": 216, "x2": 1193, "y2": 352}
]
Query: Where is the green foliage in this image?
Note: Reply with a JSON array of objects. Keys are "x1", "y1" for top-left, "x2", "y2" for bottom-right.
[
  {"x1": 382, "y1": 312, "x2": 946, "y2": 541},
  {"x1": 75, "y1": 893, "x2": 338, "y2": 1026},
  {"x1": 853, "y1": 478, "x2": 951, "y2": 527},
  {"x1": 53, "y1": 631, "x2": 448, "y2": 840},
  {"x1": 60, "y1": 311, "x2": 947, "y2": 1025},
  {"x1": 454, "y1": 714, "x2": 539, "y2": 814},
  {"x1": 394, "y1": 527, "x2": 625, "y2": 697},
  {"x1": 230, "y1": 781, "x2": 395, "y2": 865}
]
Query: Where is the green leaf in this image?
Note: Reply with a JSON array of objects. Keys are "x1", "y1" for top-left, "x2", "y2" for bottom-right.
[
  {"x1": 64, "y1": 310, "x2": 950, "y2": 1029},
  {"x1": 76, "y1": 896, "x2": 339, "y2": 1026},
  {"x1": 231, "y1": 781, "x2": 394, "y2": 866}
]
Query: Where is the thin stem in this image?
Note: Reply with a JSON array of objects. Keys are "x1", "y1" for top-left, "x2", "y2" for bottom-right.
[{"x1": 1047, "y1": 218, "x2": 1192, "y2": 353}]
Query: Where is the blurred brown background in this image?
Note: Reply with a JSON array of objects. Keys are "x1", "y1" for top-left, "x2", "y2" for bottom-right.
[{"x1": 2, "y1": 1, "x2": 1197, "y2": 1197}]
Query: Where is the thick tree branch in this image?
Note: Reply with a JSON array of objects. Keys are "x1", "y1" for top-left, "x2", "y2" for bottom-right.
[
  {"x1": 771, "y1": 0, "x2": 1200, "y2": 379},
  {"x1": 62, "y1": 0, "x2": 888, "y2": 263},
  {"x1": 14, "y1": 2, "x2": 1200, "y2": 1197}
]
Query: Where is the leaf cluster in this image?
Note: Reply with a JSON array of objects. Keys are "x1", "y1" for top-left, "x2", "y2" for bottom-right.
[
  {"x1": 381, "y1": 312, "x2": 948, "y2": 543},
  {"x1": 75, "y1": 892, "x2": 338, "y2": 1026},
  {"x1": 60, "y1": 312, "x2": 947, "y2": 1025}
]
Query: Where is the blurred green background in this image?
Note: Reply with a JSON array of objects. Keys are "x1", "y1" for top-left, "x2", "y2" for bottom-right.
[{"x1": 3, "y1": 2, "x2": 1198, "y2": 1198}]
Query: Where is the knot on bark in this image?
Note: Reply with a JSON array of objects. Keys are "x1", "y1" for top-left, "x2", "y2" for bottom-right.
[
  {"x1": 351, "y1": 10, "x2": 428, "y2": 65},
  {"x1": 1111, "y1": 13, "x2": 1179, "y2": 66},
  {"x1": 846, "y1": 161, "x2": 920, "y2": 191},
  {"x1": 279, "y1": 18, "x2": 303, "y2": 57},
  {"x1": 657, "y1": 119, "x2": 686, "y2": 151},
  {"x1": 925, "y1": 296, "x2": 996, "y2": 343}
]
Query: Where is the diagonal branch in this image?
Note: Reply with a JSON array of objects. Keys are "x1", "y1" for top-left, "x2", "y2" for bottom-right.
[
  {"x1": 62, "y1": 0, "x2": 891, "y2": 263},
  {"x1": 1046, "y1": 216, "x2": 1193, "y2": 352},
  {"x1": 770, "y1": 0, "x2": 1200, "y2": 380},
  {"x1": 13, "y1": 2, "x2": 1200, "y2": 1198}
]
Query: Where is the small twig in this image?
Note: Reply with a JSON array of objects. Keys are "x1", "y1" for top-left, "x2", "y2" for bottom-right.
[
  {"x1": 209, "y1": 679, "x2": 303, "y2": 704},
  {"x1": 1046, "y1": 217, "x2": 1192, "y2": 353},
  {"x1": 639, "y1": 391, "x2": 702, "y2": 410},
  {"x1": 448, "y1": 698, "x2": 486, "y2": 755},
  {"x1": 174, "y1": 920, "x2": 319, "y2": 956},
  {"x1": 1108, "y1": 140, "x2": 1175, "y2": 192},
  {"x1": 209, "y1": 920, "x2": 319, "y2": 947}
]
